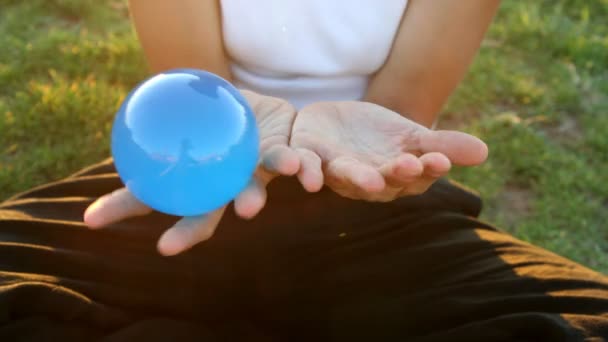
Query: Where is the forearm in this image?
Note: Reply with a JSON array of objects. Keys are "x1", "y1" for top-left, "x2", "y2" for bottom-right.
[
  {"x1": 128, "y1": 0, "x2": 231, "y2": 80},
  {"x1": 364, "y1": 0, "x2": 501, "y2": 128},
  {"x1": 364, "y1": 72, "x2": 442, "y2": 128}
]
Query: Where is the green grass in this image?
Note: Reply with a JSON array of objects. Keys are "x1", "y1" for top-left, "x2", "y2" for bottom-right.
[
  {"x1": 443, "y1": 1, "x2": 608, "y2": 272},
  {"x1": 1, "y1": 1, "x2": 607, "y2": 272}
]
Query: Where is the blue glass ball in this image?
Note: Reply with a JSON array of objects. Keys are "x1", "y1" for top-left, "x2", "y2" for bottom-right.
[{"x1": 111, "y1": 69, "x2": 259, "y2": 217}]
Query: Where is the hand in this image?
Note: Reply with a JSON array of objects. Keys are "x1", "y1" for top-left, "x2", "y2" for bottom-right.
[
  {"x1": 290, "y1": 101, "x2": 488, "y2": 201},
  {"x1": 84, "y1": 90, "x2": 300, "y2": 256}
]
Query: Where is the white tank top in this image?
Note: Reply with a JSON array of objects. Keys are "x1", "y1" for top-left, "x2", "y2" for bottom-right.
[{"x1": 221, "y1": 0, "x2": 409, "y2": 109}]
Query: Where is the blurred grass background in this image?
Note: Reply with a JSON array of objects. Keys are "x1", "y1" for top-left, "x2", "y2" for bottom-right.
[{"x1": 1, "y1": 1, "x2": 607, "y2": 272}]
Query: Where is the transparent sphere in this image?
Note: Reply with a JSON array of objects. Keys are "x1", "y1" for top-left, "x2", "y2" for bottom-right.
[{"x1": 112, "y1": 69, "x2": 259, "y2": 216}]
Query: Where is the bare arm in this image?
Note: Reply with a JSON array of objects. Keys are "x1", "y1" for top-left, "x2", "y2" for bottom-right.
[
  {"x1": 128, "y1": 0, "x2": 231, "y2": 79},
  {"x1": 364, "y1": 0, "x2": 501, "y2": 127}
]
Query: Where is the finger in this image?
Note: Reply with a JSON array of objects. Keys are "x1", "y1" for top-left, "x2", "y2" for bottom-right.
[
  {"x1": 416, "y1": 130, "x2": 489, "y2": 166},
  {"x1": 327, "y1": 157, "x2": 385, "y2": 193},
  {"x1": 235, "y1": 144, "x2": 298, "y2": 220},
  {"x1": 84, "y1": 188, "x2": 152, "y2": 229},
  {"x1": 157, "y1": 207, "x2": 226, "y2": 256},
  {"x1": 378, "y1": 153, "x2": 423, "y2": 187},
  {"x1": 420, "y1": 152, "x2": 452, "y2": 178},
  {"x1": 234, "y1": 178, "x2": 268, "y2": 219},
  {"x1": 400, "y1": 153, "x2": 450, "y2": 196},
  {"x1": 295, "y1": 148, "x2": 324, "y2": 192},
  {"x1": 261, "y1": 144, "x2": 300, "y2": 176}
]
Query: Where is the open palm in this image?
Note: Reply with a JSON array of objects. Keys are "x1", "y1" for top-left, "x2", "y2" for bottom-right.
[{"x1": 290, "y1": 101, "x2": 488, "y2": 201}]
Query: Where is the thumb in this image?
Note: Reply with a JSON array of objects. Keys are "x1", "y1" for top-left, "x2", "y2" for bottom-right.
[
  {"x1": 417, "y1": 130, "x2": 489, "y2": 166},
  {"x1": 84, "y1": 188, "x2": 152, "y2": 228}
]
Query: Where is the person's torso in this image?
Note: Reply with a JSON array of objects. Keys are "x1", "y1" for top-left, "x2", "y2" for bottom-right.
[{"x1": 220, "y1": 0, "x2": 408, "y2": 108}]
